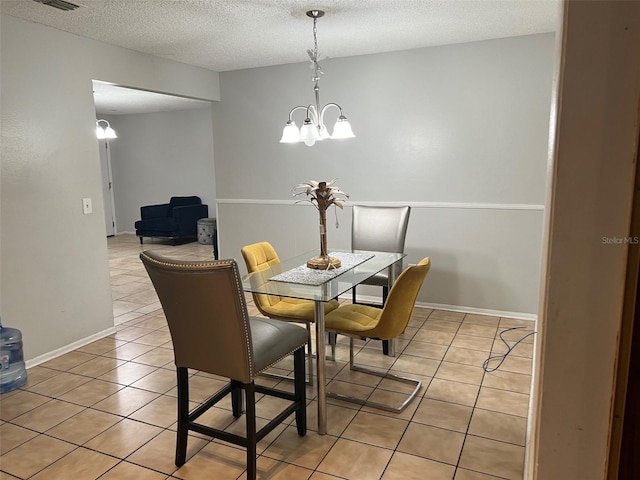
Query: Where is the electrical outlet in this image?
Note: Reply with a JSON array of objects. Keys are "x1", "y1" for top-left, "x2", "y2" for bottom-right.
[{"x1": 82, "y1": 198, "x2": 92, "y2": 214}]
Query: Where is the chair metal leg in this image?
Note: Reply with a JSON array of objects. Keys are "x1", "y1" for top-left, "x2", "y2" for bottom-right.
[
  {"x1": 175, "y1": 367, "x2": 189, "y2": 467},
  {"x1": 326, "y1": 337, "x2": 420, "y2": 413}
]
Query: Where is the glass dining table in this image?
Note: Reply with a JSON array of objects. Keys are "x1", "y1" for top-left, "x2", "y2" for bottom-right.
[{"x1": 241, "y1": 249, "x2": 405, "y2": 435}]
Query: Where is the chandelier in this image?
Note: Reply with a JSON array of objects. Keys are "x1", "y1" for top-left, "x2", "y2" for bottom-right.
[{"x1": 280, "y1": 10, "x2": 355, "y2": 147}]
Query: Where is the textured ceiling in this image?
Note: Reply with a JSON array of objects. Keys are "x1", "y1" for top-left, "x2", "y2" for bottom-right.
[{"x1": 2, "y1": 0, "x2": 559, "y2": 114}]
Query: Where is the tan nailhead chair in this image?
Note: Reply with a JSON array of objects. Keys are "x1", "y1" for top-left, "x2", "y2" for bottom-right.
[{"x1": 140, "y1": 251, "x2": 307, "y2": 480}]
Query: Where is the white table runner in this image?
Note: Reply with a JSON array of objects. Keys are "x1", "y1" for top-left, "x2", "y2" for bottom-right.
[{"x1": 269, "y1": 252, "x2": 374, "y2": 286}]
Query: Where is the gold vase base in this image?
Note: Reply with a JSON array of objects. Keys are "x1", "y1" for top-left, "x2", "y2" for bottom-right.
[{"x1": 307, "y1": 256, "x2": 342, "y2": 270}]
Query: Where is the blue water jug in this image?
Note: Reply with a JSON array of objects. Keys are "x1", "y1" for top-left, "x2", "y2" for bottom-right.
[{"x1": 0, "y1": 317, "x2": 27, "y2": 393}]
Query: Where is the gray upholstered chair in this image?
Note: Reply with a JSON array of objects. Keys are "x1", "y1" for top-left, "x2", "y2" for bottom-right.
[
  {"x1": 351, "y1": 205, "x2": 411, "y2": 354},
  {"x1": 140, "y1": 251, "x2": 307, "y2": 480}
]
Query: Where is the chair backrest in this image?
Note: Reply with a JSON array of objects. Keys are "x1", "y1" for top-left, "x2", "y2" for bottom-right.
[
  {"x1": 241, "y1": 242, "x2": 284, "y2": 311},
  {"x1": 140, "y1": 250, "x2": 255, "y2": 383},
  {"x1": 351, "y1": 205, "x2": 411, "y2": 254},
  {"x1": 376, "y1": 257, "x2": 431, "y2": 339},
  {"x1": 169, "y1": 196, "x2": 202, "y2": 210}
]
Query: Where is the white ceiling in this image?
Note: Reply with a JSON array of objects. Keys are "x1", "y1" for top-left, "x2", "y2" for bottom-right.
[{"x1": 2, "y1": 0, "x2": 560, "y2": 114}]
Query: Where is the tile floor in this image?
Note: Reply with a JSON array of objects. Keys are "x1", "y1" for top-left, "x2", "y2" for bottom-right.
[{"x1": 0, "y1": 234, "x2": 535, "y2": 479}]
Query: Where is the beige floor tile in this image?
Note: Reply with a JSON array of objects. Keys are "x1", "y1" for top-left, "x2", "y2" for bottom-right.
[
  {"x1": 98, "y1": 362, "x2": 158, "y2": 385},
  {"x1": 342, "y1": 411, "x2": 409, "y2": 449},
  {"x1": 468, "y1": 409, "x2": 527, "y2": 446},
  {"x1": 76, "y1": 337, "x2": 126, "y2": 355},
  {"x1": 133, "y1": 347, "x2": 175, "y2": 367},
  {"x1": 422, "y1": 320, "x2": 461, "y2": 333},
  {"x1": 131, "y1": 367, "x2": 177, "y2": 393},
  {"x1": 435, "y1": 362, "x2": 485, "y2": 385},
  {"x1": 451, "y1": 335, "x2": 494, "y2": 352},
  {"x1": 308, "y1": 473, "x2": 343, "y2": 479},
  {"x1": 412, "y1": 329, "x2": 456, "y2": 345},
  {"x1": 129, "y1": 394, "x2": 183, "y2": 428},
  {"x1": 20, "y1": 365, "x2": 61, "y2": 388},
  {"x1": 46, "y1": 408, "x2": 122, "y2": 444},
  {"x1": 109, "y1": 326, "x2": 154, "y2": 342},
  {"x1": 462, "y1": 314, "x2": 500, "y2": 327},
  {"x1": 482, "y1": 370, "x2": 531, "y2": 395},
  {"x1": 84, "y1": 418, "x2": 163, "y2": 458},
  {"x1": 443, "y1": 347, "x2": 490, "y2": 367},
  {"x1": 40, "y1": 351, "x2": 96, "y2": 371},
  {"x1": 0, "y1": 470, "x2": 22, "y2": 479},
  {"x1": 68, "y1": 356, "x2": 126, "y2": 377},
  {"x1": 458, "y1": 435, "x2": 525, "y2": 479},
  {"x1": 184, "y1": 375, "x2": 230, "y2": 403},
  {"x1": 492, "y1": 339, "x2": 533, "y2": 359},
  {"x1": 0, "y1": 422, "x2": 38, "y2": 455},
  {"x1": 133, "y1": 330, "x2": 173, "y2": 347},
  {"x1": 456, "y1": 324, "x2": 498, "y2": 339},
  {"x1": 397, "y1": 423, "x2": 465, "y2": 465},
  {"x1": 0, "y1": 434, "x2": 76, "y2": 478},
  {"x1": 498, "y1": 355, "x2": 533, "y2": 375},
  {"x1": 98, "y1": 461, "x2": 170, "y2": 480},
  {"x1": 106, "y1": 341, "x2": 157, "y2": 361},
  {"x1": 333, "y1": 365, "x2": 383, "y2": 387},
  {"x1": 263, "y1": 425, "x2": 338, "y2": 469},
  {"x1": 403, "y1": 340, "x2": 449, "y2": 360},
  {"x1": 429, "y1": 311, "x2": 465, "y2": 322},
  {"x1": 12, "y1": 399, "x2": 85, "y2": 432},
  {"x1": 454, "y1": 468, "x2": 504, "y2": 479},
  {"x1": 173, "y1": 441, "x2": 247, "y2": 480},
  {"x1": 247, "y1": 456, "x2": 314, "y2": 479},
  {"x1": 58, "y1": 378, "x2": 124, "y2": 407},
  {"x1": 127, "y1": 429, "x2": 207, "y2": 475},
  {"x1": 0, "y1": 390, "x2": 50, "y2": 421},
  {"x1": 360, "y1": 387, "x2": 422, "y2": 420},
  {"x1": 25, "y1": 371, "x2": 93, "y2": 398},
  {"x1": 318, "y1": 438, "x2": 393, "y2": 480},
  {"x1": 475, "y1": 387, "x2": 529, "y2": 417},
  {"x1": 412, "y1": 398, "x2": 473, "y2": 433},
  {"x1": 390, "y1": 355, "x2": 440, "y2": 377},
  {"x1": 304, "y1": 401, "x2": 358, "y2": 436},
  {"x1": 425, "y1": 378, "x2": 480, "y2": 407},
  {"x1": 92, "y1": 386, "x2": 161, "y2": 416},
  {"x1": 30, "y1": 446, "x2": 119, "y2": 479},
  {"x1": 382, "y1": 451, "x2": 455, "y2": 479}
]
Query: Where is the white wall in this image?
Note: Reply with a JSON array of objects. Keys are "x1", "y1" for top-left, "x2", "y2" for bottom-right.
[
  {"x1": 0, "y1": 14, "x2": 220, "y2": 361},
  {"x1": 104, "y1": 108, "x2": 216, "y2": 234},
  {"x1": 213, "y1": 33, "x2": 555, "y2": 316}
]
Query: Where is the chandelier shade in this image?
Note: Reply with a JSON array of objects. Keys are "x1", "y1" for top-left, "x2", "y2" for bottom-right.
[
  {"x1": 95, "y1": 119, "x2": 117, "y2": 139},
  {"x1": 280, "y1": 10, "x2": 355, "y2": 146}
]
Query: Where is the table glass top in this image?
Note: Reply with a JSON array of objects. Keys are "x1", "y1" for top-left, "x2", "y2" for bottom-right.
[{"x1": 241, "y1": 249, "x2": 405, "y2": 302}]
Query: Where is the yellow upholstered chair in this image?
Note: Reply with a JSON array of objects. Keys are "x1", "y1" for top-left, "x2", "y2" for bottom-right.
[
  {"x1": 241, "y1": 241, "x2": 340, "y2": 383},
  {"x1": 325, "y1": 257, "x2": 431, "y2": 412}
]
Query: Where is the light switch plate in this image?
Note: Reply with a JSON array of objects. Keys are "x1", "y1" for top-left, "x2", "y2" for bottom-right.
[{"x1": 82, "y1": 197, "x2": 92, "y2": 214}]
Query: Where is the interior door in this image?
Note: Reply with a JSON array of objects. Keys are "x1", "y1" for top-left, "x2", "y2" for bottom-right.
[{"x1": 98, "y1": 139, "x2": 116, "y2": 236}]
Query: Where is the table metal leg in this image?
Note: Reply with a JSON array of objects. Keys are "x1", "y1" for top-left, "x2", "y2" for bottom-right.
[{"x1": 314, "y1": 301, "x2": 327, "y2": 435}]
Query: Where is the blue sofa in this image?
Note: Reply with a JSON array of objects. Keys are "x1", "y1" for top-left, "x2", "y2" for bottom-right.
[{"x1": 135, "y1": 196, "x2": 208, "y2": 245}]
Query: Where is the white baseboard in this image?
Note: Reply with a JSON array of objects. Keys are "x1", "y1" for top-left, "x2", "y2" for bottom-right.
[
  {"x1": 25, "y1": 326, "x2": 117, "y2": 369},
  {"x1": 346, "y1": 293, "x2": 537, "y2": 322}
]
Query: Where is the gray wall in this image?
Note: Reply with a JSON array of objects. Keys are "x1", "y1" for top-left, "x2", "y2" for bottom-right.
[
  {"x1": 104, "y1": 108, "x2": 216, "y2": 234},
  {"x1": 213, "y1": 33, "x2": 555, "y2": 317},
  {"x1": 0, "y1": 14, "x2": 220, "y2": 361}
]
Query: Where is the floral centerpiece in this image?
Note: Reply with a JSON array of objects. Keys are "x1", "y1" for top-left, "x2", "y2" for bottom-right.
[{"x1": 293, "y1": 179, "x2": 349, "y2": 269}]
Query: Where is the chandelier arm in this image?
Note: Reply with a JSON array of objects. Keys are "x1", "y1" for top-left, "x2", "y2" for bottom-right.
[
  {"x1": 319, "y1": 102, "x2": 344, "y2": 126},
  {"x1": 287, "y1": 105, "x2": 311, "y2": 121}
]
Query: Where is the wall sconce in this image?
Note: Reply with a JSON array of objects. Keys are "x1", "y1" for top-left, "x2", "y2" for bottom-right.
[{"x1": 95, "y1": 119, "x2": 117, "y2": 139}]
